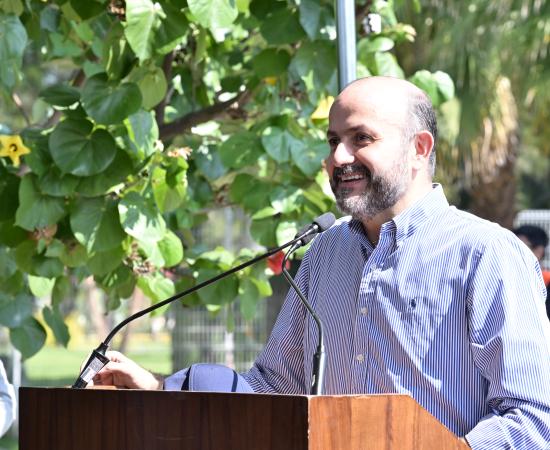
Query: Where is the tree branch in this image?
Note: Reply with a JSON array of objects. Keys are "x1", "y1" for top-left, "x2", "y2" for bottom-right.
[
  {"x1": 11, "y1": 92, "x2": 31, "y2": 126},
  {"x1": 159, "y1": 89, "x2": 251, "y2": 141}
]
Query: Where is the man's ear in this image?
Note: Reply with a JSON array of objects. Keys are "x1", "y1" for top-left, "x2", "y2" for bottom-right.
[{"x1": 412, "y1": 130, "x2": 434, "y2": 169}]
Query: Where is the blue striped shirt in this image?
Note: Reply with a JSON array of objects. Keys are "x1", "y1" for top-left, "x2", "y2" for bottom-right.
[{"x1": 242, "y1": 184, "x2": 550, "y2": 450}]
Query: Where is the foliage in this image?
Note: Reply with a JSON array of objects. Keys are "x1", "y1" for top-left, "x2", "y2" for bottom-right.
[
  {"x1": 395, "y1": 0, "x2": 550, "y2": 220},
  {"x1": 0, "y1": 0, "x2": 453, "y2": 358}
]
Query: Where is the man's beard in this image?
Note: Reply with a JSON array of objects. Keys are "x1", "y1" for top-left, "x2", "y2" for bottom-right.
[{"x1": 330, "y1": 159, "x2": 409, "y2": 221}]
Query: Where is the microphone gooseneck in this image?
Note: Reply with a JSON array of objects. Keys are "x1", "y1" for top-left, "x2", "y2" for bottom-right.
[
  {"x1": 72, "y1": 212, "x2": 336, "y2": 389},
  {"x1": 283, "y1": 212, "x2": 335, "y2": 395},
  {"x1": 282, "y1": 244, "x2": 325, "y2": 395}
]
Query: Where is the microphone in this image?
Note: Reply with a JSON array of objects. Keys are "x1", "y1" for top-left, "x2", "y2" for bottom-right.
[
  {"x1": 283, "y1": 212, "x2": 335, "y2": 395},
  {"x1": 294, "y1": 212, "x2": 336, "y2": 246},
  {"x1": 72, "y1": 212, "x2": 336, "y2": 389}
]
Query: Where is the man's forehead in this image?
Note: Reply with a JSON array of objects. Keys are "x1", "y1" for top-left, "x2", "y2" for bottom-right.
[{"x1": 328, "y1": 95, "x2": 407, "y2": 133}]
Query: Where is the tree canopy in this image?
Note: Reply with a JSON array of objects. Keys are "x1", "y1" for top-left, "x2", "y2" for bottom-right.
[{"x1": 0, "y1": 0, "x2": 454, "y2": 358}]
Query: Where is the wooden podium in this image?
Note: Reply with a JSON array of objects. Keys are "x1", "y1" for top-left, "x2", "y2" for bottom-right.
[{"x1": 20, "y1": 387, "x2": 468, "y2": 449}]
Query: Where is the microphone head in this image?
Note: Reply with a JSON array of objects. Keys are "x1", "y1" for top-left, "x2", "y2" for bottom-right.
[
  {"x1": 296, "y1": 212, "x2": 336, "y2": 245},
  {"x1": 313, "y1": 212, "x2": 336, "y2": 232}
]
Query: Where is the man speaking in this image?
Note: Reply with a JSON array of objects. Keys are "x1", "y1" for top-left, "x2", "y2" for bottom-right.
[{"x1": 89, "y1": 77, "x2": 550, "y2": 450}]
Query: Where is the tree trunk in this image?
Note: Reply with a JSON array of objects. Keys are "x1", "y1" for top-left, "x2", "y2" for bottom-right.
[{"x1": 467, "y1": 77, "x2": 520, "y2": 229}]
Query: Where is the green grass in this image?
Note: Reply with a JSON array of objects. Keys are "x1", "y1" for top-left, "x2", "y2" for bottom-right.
[{"x1": 0, "y1": 434, "x2": 17, "y2": 450}]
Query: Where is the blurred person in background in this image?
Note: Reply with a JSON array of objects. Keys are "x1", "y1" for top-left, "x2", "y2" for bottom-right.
[{"x1": 513, "y1": 224, "x2": 550, "y2": 319}]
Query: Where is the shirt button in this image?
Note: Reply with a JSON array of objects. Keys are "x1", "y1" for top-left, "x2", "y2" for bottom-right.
[
  {"x1": 360, "y1": 307, "x2": 368, "y2": 315},
  {"x1": 356, "y1": 354, "x2": 364, "y2": 363}
]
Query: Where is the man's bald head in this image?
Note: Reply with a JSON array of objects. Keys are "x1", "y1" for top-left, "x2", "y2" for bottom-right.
[{"x1": 332, "y1": 76, "x2": 438, "y2": 176}]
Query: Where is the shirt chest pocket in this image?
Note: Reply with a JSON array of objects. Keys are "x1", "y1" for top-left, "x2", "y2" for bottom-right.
[{"x1": 378, "y1": 279, "x2": 457, "y2": 361}]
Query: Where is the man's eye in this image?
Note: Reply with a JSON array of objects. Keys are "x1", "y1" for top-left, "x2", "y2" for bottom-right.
[
  {"x1": 355, "y1": 134, "x2": 373, "y2": 144},
  {"x1": 328, "y1": 137, "x2": 339, "y2": 147}
]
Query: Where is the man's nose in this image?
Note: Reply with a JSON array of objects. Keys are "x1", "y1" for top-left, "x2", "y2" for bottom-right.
[{"x1": 332, "y1": 142, "x2": 355, "y2": 166}]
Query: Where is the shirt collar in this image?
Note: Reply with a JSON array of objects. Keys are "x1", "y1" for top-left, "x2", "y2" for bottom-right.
[
  {"x1": 346, "y1": 184, "x2": 449, "y2": 248},
  {"x1": 392, "y1": 183, "x2": 449, "y2": 245}
]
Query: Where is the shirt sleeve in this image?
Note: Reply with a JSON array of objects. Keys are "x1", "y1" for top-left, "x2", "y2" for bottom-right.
[
  {"x1": 240, "y1": 251, "x2": 312, "y2": 394},
  {"x1": 464, "y1": 235, "x2": 550, "y2": 449},
  {"x1": 0, "y1": 360, "x2": 16, "y2": 437}
]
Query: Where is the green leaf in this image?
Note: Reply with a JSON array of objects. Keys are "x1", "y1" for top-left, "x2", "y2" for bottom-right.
[
  {"x1": 238, "y1": 278, "x2": 260, "y2": 320},
  {"x1": 0, "y1": 220, "x2": 26, "y2": 247},
  {"x1": 152, "y1": 164, "x2": 187, "y2": 213},
  {"x1": 157, "y1": 230, "x2": 184, "y2": 267},
  {"x1": 87, "y1": 246, "x2": 124, "y2": 276},
  {"x1": 42, "y1": 305, "x2": 70, "y2": 347},
  {"x1": 229, "y1": 174, "x2": 272, "y2": 211},
  {"x1": 33, "y1": 256, "x2": 64, "y2": 278},
  {"x1": 261, "y1": 126, "x2": 292, "y2": 163},
  {"x1": 10, "y1": 316, "x2": 47, "y2": 359},
  {"x1": 251, "y1": 206, "x2": 278, "y2": 220},
  {"x1": 124, "y1": 109, "x2": 159, "y2": 160},
  {"x1": 96, "y1": 265, "x2": 135, "y2": 299},
  {"x1": 0, "y1": 171, "x2": 20, "y2": 220},
  {"x1": 38, "y1": 169, "x2": 80, "y2": 197},
  {"x1": 81, "y1": 73, "x2": 142, "y2": 124},
  {"x1": 194, "y1": 147, "x2": 227, "y2": 181},
  {"x1": 137, "y1": 238, "x2": 165, "y2": 267},
  {"x1": 102, "y1": 23, "x2": 134, "y2": 80},
  {"x1": 71, "y1": 197, "x2": 126, "y2": 252},
  {"x1": 196, "y1": 269, "x2": 238, "y2": 306},
  {"x1": 69, "y1": 0, "x2": 104, "y2": 20},
  {"x1": 374, "y1": 52, "x2": 404, "y2": 78},
  {"x1": 76, "y1": 149, "x2": 133, "y2": 197},
  {"x1": 49, "y1": 118, "x2": 117, "y2": 176},
  {"x1": 0, "y1": 14, "x2": 27, "y2": 89},
  {"x1": 118, "y1": 191, "x2": 166, "y2": 243},
  {"x1": 251, "y1": 48, "x2": 291, "y2": 78},
  {"x1": 39, "y1": 85, "x2": 80, "y2": 107},
  {"x1": 0, "y1": 293, "x2": 33, "y2": 328},
  {"x1": 289, "y1": 40, "x2": 337, "y2": 91},
  {"x1": 135, "y1": 66, "x2": 167, "y2": 109},
  {"x1": 51, "y1": 276, "x2": 71, "y2": 307},
  {"x1": 357, "y1": 36, "x2": 395, "y2": 55},
  {"x1": 409, "y1": 70, "x2": 439, "y2": 104},
  {"x1": 250, "y1": 217, "x2": 278, "y2": 247},
  {"x1": 154, "y1": 2, "x2": 189, "y2": 54},
  {"x1": 28, "y1": 275, "x2": 56, "y2": 298},
  {"x1": 137, "y1": 272, "x2": 175, "y2": 303},
  {"x1": 23, "y1": 134, "x2": 53, "y2": 177},
  {"x1": 290, "y1": 140, "x2": 329, "y2": 177},
  {"x1": 298, "y1": 0, "x2": 321, "y2": 40},
  {"x1": 59, "y1": 241, "x2": 88, "y2": 267},
  {"x1": 49, "y1": 32, "x2": 82, "y2": 58},
  {"x1": 433, "y1": 71, "x2": 455, "y2": 102},
  {"x1": 188, "y1": 0, "x2": 238, "y2": 31},
  {"x1": 0, "y1": 247, "x2": 17, "y2": 280},
  {"x1": 39, "y1": 3, "x2": 61, "y2": 30},
  {"x1": 15, "y1": 175, "x2": 66, "y2": 230},
  {"x1": 260, "y1": 8, "x2": 305, "y2": 45},
  {"x1": 14, "y1": 240, "x2": 35, "y2": 273},
  {"x1": 219, "y1": 131, "x2": 264, "y2": 169},
  {"x1": 0, "y1": 0, "x2": 24, "y2": 16},
  {"x1": 276, "y1": 220, "x2": 297, "y2": 246},
  {"x1": 270, "y1": 185, "x2": 303, "y2": 214},
  {"x1": 124, "y1": 0, "x2": 163, "y2": 61}
]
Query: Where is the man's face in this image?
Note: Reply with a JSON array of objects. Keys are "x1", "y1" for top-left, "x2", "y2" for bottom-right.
[{"x1": 325, "y1": 89, "x2": 413, "y2": 221}]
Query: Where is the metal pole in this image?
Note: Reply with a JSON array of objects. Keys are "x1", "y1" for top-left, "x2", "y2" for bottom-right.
[{"x1": 335, "y1": 0, "x2": 357, "y2": 91}]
